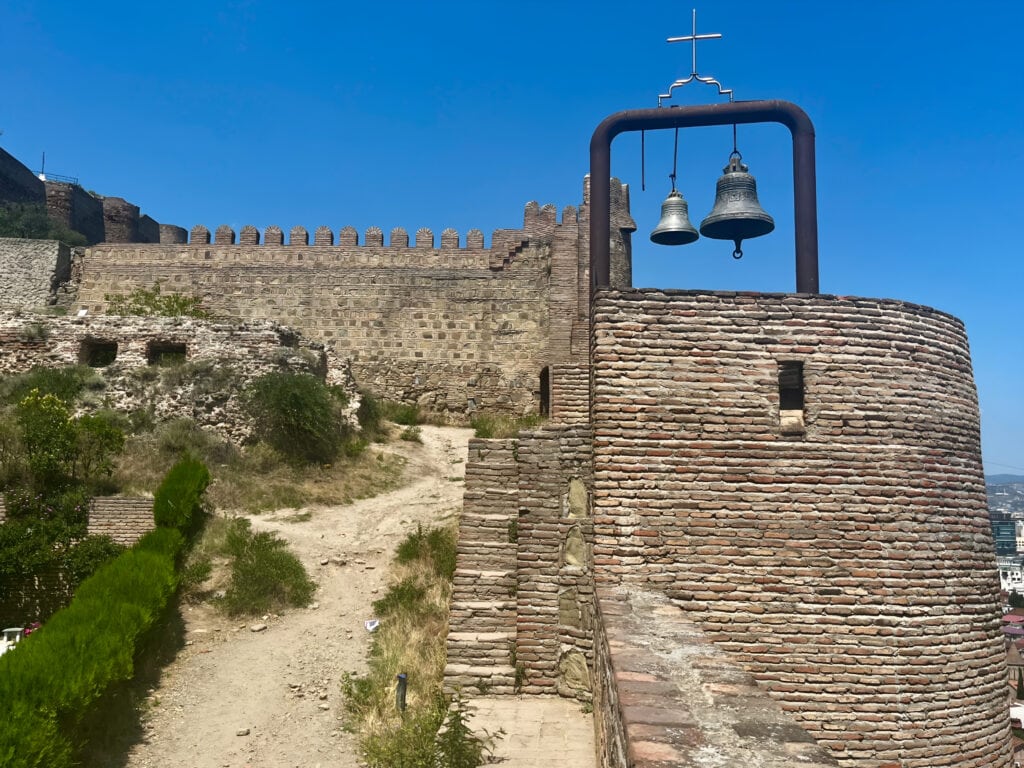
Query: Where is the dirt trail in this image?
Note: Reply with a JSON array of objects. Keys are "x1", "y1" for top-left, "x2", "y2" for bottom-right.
[{"x1": 125, "y1": 425, "x2": 473, "y2": 768}]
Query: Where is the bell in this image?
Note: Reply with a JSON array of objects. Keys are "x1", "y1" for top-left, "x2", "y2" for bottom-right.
[
  {"x1": 650, "y1": 190, "x2": 699, "y2": 246},
  {"x1": 699, "y1": 153, "x2": 775, "y2": 252}
]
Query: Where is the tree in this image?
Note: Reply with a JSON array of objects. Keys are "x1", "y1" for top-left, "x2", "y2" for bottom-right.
[{"x1": 1010, "y1": 591, "x2": 1024, "y2": 609}]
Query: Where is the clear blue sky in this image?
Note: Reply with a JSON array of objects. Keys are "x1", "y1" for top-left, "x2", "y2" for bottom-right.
[{"x1": 2, "y1": 1, "x2": 1021, "y2": 474}]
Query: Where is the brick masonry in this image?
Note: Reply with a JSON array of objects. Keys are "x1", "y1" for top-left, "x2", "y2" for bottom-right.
[
  {"x1": 87, "y1": 497, "x2": 155, "y2": 545},
  {"x1": 589, "y1": 288, "x2": 1011, "y2": 767}
]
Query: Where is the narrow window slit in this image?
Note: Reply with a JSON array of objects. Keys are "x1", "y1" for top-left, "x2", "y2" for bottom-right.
[{"x1": 778, "y1": 361, "x2": 806, "y2": 435}]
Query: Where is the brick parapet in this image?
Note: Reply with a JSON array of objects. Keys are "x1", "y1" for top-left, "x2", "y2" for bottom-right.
[
  {"x1": 590, "y1": 288, "x2": 1011, "y2": 767},
  {"x1": 593, "y1": 585, "x2": 838, "y2": 768}
]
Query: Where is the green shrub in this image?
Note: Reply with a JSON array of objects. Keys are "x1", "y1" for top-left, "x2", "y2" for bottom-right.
[
  {"x1": 372, "y1": 577, "x2": 427, "y2": 616},
  {"x1": 356, "y1": 391, "x2": 387, "y2": 442},
  {"x1": 152, "y1": 455, "x2": 210, "y2": 538},
  {"x1": 62, "y1": 535, "x2": 126, "y2": 587},
  {"x1": 381, "y1": 400, "x2": 420, "y2": 425},
  {"x1": 244, "y1": 372, "x2": 350, "y2": 465},
  {"x1": 0, "y1": 202, "x2": 88, "y2": 247},
  {"x1": 396, "y1": 524, "x2": 457, "y2": 581},
  {"x1": 73, "y1": 413, "x2": 126, "y2": 486},
  {"x1": 470, "y1": 412, "x2": 544, "y2": 439},
  {"x1": 104, "y1": 282, "x2": 210, "y2": 319},
  {"x1": 0, "y1": 366, "x2": 100, "y2": 406},
  {"x1": 220, "y1": 520, "x2": 314, "y2": 616},
  {"x1": 16, "y1": 390, "x2": 76, "y2": 489},
  {"x1": 0, "y1": 541, "x2": 178, "y2": 768},
  {"x1": 399, "y1": 425, "x2": 423, "y2": 443},
  {"x1": 154, "y1": 418, "x2": 238, "y2": 465},
  {"x1": 360, "y1": 704, "x2": 445, "y2": 768}
]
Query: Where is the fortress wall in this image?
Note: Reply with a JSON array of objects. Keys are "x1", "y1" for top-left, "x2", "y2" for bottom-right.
[
  {"x1": 590, "y1": 289, "x2": 1011, "y2": 767},
  {"x1": 0, "y1": 238, "x2": 70, "y2": 308},
  {"x1": 100, "y1": 197, "x2": 141, "y2": 243},
  {"x1": 0, "y1": 147, "x2": 45, "y2": 205},
  {"x1": 78, "y1": 229, "x2": 563, "y2": 415},
  {"x1": 0, "y1": 313, "x2": 328, "y2": 444},
  {"x1": 45, "y1": 182, "x2": 105, "y2": 244}
]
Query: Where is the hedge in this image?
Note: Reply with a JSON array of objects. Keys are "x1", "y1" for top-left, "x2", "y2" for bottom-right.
[{"x1": 0, "y1": 460, "x2": 205, "y2": 768}]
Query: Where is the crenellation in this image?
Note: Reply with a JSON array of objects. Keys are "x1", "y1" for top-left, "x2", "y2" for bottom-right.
[
  {"x1": 390, "y1": 227, "x2": 408, "y2": 247},
  {"x1": 289, "y1": 226, "x2": 308, "y2": 245},
  {"x1": 314, "y1": 226, "x2": 333, "y2": 246},
  {"x1": 466, "y1": 228, "x2": 484, "y2": 249},
  {"x1": 264, "y1": 225, "x2": 284, "y2": 245},
  {"x1": 239, "y1": 225, "x2": 260, "y2": 245},
  {"x1": 415, "y1": 227, "x2": 433, "y2": 249},
  {"x1": 440, "y1": 227, "x2": 459, "y2": 249},
  {"x1": 214, "y1": 225, "x2": 235, "y2": 245},
  {"x1": 338, "y1": 226, "x2": 358, "y2": 246},
  {"x1": 190, "y1": 225, "x2": 210, "y2": 244},
  {"x1": 365, "y1": 226, "x2": 383, "y2": 247}
]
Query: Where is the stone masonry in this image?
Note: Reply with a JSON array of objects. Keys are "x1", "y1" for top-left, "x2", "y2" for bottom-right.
[
  {"x1": 74, "y1": 179, "x2": 636, "y2": 416},
  {"x1": 0, "y1": 238, "x2": 71, "y2": 309}
]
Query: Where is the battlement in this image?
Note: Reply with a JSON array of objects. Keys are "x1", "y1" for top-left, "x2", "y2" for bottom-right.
[{"x1": 174, "y1": 199, "x2": 582, "y2": 251}]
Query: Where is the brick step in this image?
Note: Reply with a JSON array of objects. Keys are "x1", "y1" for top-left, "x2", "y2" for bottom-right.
[
  {"x1": 444, "y1": 663, "x2": 517, "y2": 695},
  {"x1": 455, "y1": 513, "x2": 517, "y2": 543},
  {"x1": 445, "y1": 631, "x2": 514, "y2": 667},
  {"x1": 448, "y1": 599, "x2": 516, "y2": 630}
]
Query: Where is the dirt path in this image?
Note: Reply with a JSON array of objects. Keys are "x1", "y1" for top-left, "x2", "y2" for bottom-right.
[{"x1": 125, "y1": 425, "x2": 473, "y2": 768}]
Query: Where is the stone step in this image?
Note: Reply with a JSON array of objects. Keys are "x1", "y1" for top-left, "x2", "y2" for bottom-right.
[{"x1": 446, "y1": 630, "x2": 515, "y2": 667}]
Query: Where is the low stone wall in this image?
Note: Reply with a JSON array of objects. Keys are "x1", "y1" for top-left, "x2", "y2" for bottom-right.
[
  {"x1": 0, "y1": 312, "x2": 332, "y2": 444},
  {"x1": 593, "y1": 585, "x2": 838, "y2": 768}
]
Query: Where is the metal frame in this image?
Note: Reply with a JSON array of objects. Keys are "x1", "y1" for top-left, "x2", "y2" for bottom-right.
[{"x1": 589, "y1": 99, "x2": 819, "y2": 293}]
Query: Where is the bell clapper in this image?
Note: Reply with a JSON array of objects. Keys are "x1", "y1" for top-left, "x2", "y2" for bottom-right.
[{"x1": 732, "y1": 241, "x2": 743, "y2": 259}]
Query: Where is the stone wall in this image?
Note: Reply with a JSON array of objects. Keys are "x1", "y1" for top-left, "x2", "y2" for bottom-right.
[
  {"x1": 0, "y1": 147, "x2": 45, "y2": 205},
  {"x1": 0, "y1": 238, "x2": 71, "y2": 308},
  {"x1": 0, "y1": 313, "x2": 330, "y2": 444},
  {"x1": 589, "y1": 288, "x2": 1011, "y2": 767},
  {"x1": 75, "y1": 180, "x2": 636, "y2": 416},
  {"x1": 45, "y1": 182, "x2": 105, "y2": 244}
]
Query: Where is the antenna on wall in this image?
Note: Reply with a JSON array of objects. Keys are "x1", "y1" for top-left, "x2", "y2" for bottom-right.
[{"x1": 38, "y1": 151, "x2": 46, "y2": 181}]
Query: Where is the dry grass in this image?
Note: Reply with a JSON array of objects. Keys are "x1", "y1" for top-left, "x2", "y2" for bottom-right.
[{"x1": 112, "y1": 422, "x2": 406, "y2": 514}]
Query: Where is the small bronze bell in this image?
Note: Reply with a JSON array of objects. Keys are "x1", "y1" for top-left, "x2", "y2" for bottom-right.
[
  {"x1": 700, "y1": 152, "x2": 774, "y2": 257},
  {"x1": 650, "y1": 189, "x2": 699, "y2": 246}
]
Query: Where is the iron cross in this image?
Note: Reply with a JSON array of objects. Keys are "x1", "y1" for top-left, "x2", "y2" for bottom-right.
[{"x1": 667, "y1": 9, "x2": 722, "y2": 77}]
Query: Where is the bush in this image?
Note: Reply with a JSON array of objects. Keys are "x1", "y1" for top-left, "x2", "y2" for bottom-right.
[
  {"x1": 400, "y1": 425, "x2": 423, "y2": 443},
  {"x1": 0, "y1": 541, "x2": 178, "y2": 767},
  {"x1": 244, "y1": 372, "x2": 350, "y2": 465},
  {"x1": 356, "y1": 391, "x2": 387, "y2": 442},
  {"x1": 0, "y1": 366, "x2": 100, "y2": 406},
  {"x1": 470, "y1": 412, "x2": 544, "y2": 439},
  {"x1": 220, "y1": 519, "x2": 314, "y2": 616},
  {"x1": 62, "y1": 535, "x2": 126, "y2": 588},
  {"x1": 0, "y1": 202, "x2": 88, "y2": 247},
  {"x1": 152, "y1": 455, "x2": 210, "y2": 538},
  {"x1": 381, "y1": 400, "x2": 421, "y2": 425},
  {"x1": 104, "y1": 282, "x2": 210, "y2": 318},
  {"x1": 396, "y1": 524, "x2": 457, "y2": 581}
]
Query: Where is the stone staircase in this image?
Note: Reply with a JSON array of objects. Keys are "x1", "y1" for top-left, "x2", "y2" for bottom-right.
[{"x1": 444, "y1": 441, "x2": 519, "y2": 695}]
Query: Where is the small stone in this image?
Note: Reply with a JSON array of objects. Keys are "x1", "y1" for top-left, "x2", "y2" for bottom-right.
[
  {"x1": 250, "y1": 623, "x2": 268, "y2": 633},
  {"x1": 318, "y1": 692, "x2": 328, "y2": 700},
  {"x1": 320, "y1": 557, "x2": 330, "y2": 566},
  {"x1": 236, "y1": 728, "x2": 250, "y2": 736},
  {"x1": 309, "y1": 602, "x2": 320, "y2": 610},
  {"x1": 319, "y1": 703, "x2": 330, "y2": 711}
]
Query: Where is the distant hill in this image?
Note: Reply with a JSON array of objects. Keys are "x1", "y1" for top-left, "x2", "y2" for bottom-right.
[{"x1": 987, "y1": 474, "x2": 1024, "y2": 486}]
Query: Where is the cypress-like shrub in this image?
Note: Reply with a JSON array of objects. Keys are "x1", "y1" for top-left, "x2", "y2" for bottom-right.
[
  {"x1": 152, "y1": 455, "x2": 210, "y2": 537},
  {"x1": 0, "y1": 547, "x2": 178, "y2": 767}
]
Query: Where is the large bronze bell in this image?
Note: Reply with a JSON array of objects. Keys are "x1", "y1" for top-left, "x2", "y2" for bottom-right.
[
  {"x1": 699, "y1": 153, "x2": 774, "y2": 256},
  {"x1": 650, "y1": 189, "x2": 699, "y2": 246}
]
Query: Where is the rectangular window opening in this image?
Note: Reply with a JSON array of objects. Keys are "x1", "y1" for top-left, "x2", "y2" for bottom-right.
[{"x1": 778, "y1": 361, "x2": 805, "y2": 435}]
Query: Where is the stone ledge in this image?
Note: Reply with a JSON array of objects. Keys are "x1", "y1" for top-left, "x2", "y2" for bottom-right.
[{"x1": 594, "y1": 585, "x2": 838, "y2": 768}]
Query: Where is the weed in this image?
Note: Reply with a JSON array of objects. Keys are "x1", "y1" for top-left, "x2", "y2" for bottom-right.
[
  {"x1": 381, "y1": 400, "x2": 421, "y2": 425},
  {"x1": 507, "y1": 518, "x2": 518, "y2": 543},
  {"x1": 400, "y1": 425, "x2": 423, "y2": 443},
  {"x1": 514, "y1": 663, "x2": 526, "y2": 694},
  {"x1": 220, "y1": 520, "x2": 315, "y2": 616},
  {"x1": 396, "y1": 524, "x2": 457, "y2": 581},
  {"x1": 470, "y1": 412, "x2": 545, "y2": 439}
]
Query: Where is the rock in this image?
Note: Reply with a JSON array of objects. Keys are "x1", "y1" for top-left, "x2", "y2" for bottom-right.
[
  {"x1": 250, "y1": 623, "x2": 268, "y2": 633},
  {"x1": 319, "y1": 557, "x2": 329, "y2": 566},
  {"x1": 318, "y1": 692, "x2": 328, "y2": 700},
  {"x1": 309, "y1": 602, "x2": 320, "y2": 610},
  {"x1": 318, "y1": 703, "x2": 330, "y2": 711},
  {"x1": 236, "y1": 728, "x2": 250, "y2": 736}
]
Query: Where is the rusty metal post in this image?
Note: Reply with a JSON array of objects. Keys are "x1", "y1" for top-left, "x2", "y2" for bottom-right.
[{"x1": 589, "y1": 99, "x2": 818, "y2": 293}]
